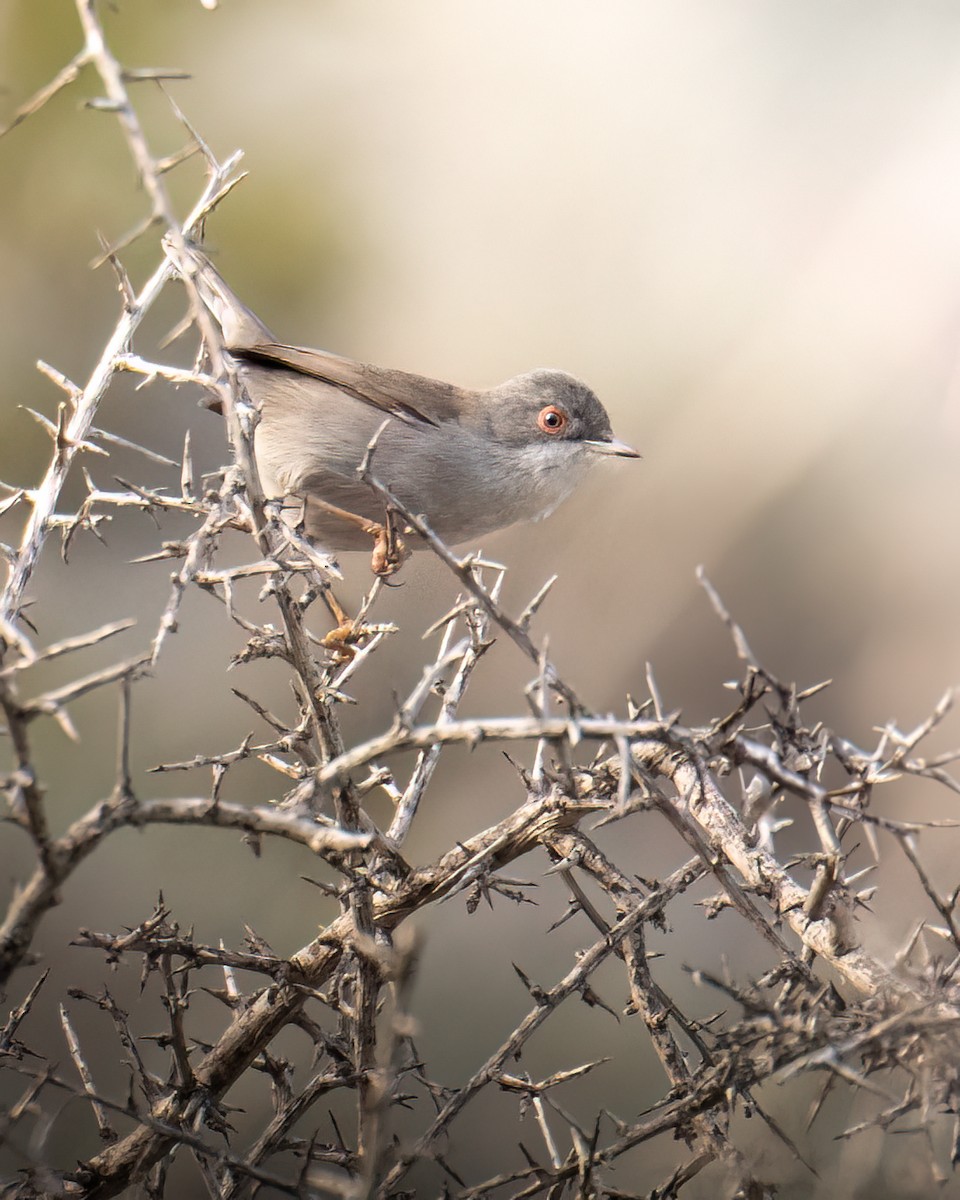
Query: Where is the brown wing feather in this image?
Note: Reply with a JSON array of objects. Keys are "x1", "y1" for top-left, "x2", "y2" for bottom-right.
[{"x1": 234, "y1": 343, "x2": 472, "y2": 429}]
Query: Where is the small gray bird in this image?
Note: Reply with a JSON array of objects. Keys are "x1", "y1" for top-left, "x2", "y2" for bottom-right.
[{"x1": 175, "y1": 245, "x2": 638, "y2": 558}]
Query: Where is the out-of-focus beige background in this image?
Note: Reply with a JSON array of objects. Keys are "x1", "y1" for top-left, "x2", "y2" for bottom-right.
[{"x1": 3, "y1": 2, "x2": 960, "y2": 1195}]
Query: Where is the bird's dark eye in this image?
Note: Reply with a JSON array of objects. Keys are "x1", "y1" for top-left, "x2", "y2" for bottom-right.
[{"x1": 537, "y1": 405, "x2": 567, "y2": 435}]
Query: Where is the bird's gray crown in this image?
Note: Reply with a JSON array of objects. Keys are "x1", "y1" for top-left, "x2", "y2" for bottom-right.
[{"x1": 485, "y1": 369, "x2": 614, "y2": 448}]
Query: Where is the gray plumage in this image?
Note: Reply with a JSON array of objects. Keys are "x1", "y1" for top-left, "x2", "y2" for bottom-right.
[{"x1": 178, "y1": 245, "x2": 638, "y2": 550}]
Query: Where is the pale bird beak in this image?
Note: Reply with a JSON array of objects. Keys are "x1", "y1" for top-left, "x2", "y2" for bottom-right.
[{"x1": 585, "y1": 436, "x2": 640, "y2": 458}]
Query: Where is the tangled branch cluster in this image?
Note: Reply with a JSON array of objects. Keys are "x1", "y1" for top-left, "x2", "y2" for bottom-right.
[{"x1": 2, "y1": 4, "x2": 960, "y2": 1198}]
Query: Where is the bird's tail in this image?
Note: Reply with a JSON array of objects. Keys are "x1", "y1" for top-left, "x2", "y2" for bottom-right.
[{"x1": 163, "y1": 236, "x2": 273, "y2": 350}]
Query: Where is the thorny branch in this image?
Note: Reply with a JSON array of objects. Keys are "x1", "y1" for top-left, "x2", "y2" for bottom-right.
[{"x1": 2, "y1": 4, "x2": 960, "y2": 1199}]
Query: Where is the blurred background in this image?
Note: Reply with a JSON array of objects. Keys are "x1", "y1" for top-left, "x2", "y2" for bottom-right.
[{"x1": 2, "y1": 1, "x2": 960, "y2": 1195}]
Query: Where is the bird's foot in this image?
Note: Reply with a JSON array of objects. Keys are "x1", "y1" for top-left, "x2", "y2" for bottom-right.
[
  {"x1": 320, "y1": 617, "x2": 359, "y2": 661},
  {"x1": 369, "y1": 508, "x2": 409, "y2": 578},
  {"x1": 301, "y1": 496, "x2": 410, "y2": 578}
]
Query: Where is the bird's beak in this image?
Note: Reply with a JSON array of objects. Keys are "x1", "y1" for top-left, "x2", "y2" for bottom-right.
[{"x1": 585, "y1": 436, "x2": 640, "y2": 458}]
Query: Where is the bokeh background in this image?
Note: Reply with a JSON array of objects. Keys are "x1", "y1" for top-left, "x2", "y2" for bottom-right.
[{"x1": 3, "y1": 2, "x2": 960, "y2": 1195}]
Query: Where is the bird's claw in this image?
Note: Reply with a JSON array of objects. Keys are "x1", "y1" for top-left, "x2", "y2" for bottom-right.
[
  {"x1": 320, "y1": 618, "x2": 359, "y2": 661},
  {"x1": 370, "y1": 526, "x2": 409, "y2": 577},
  {"x1": 368, "y1": 505, "x2": 409, "y2": 577}
]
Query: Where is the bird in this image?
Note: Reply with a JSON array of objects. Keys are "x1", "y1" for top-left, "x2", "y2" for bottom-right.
[{"x1": 173, "y1": 243, "x2": 638, "y2": 570}]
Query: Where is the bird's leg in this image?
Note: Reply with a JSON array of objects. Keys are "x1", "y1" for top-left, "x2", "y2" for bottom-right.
[
  {"x1": 303, "y1": 503, "x2": 407, "y2": 658},
  {"x1": 306, "y1": 497, "x2": 409, "y2": 578},
  {"x1": 289, "y1": 497, "x2": 409, "y2": 658},
  {"x1": 319, "y1": 583, "x2": 358, "y2": 659}
]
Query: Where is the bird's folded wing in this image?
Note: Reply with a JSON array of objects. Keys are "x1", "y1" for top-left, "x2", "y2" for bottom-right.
[{"x1": 234, "y1": 343, "x2": 469, "y2": 429}]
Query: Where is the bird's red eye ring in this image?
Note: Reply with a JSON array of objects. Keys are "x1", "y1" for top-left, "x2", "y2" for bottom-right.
[{"x1": 537, "y1": 405, "x2": 567, "y2": 435}]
